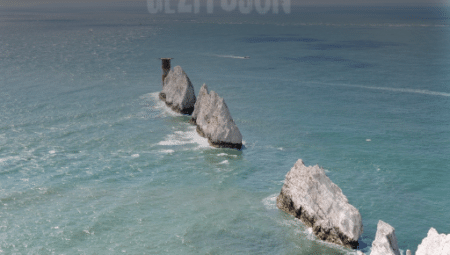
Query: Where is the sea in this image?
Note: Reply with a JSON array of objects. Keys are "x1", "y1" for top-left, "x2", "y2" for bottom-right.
[{"x1": 1, "y1": 1, "x2": 449, "y2": 254}]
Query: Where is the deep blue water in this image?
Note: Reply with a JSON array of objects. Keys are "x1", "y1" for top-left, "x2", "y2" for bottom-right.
[{"x1": 1, "y1": 3, "x2": 449, "y2": 254}]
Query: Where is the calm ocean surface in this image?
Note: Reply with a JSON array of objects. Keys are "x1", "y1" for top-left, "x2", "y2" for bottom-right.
[{"x1": 1, "y1": 2, "x2": 449, "y2": 254}]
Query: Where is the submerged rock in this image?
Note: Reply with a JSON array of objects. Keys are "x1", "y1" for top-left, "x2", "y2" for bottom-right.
[
  {"x1": 159, "y1": 66, "x2": 196, "y2": 114},
  {"x1": 276, "y1": 159, "x2": 363, "y2": 249},
  {"x1": 190, "y1": 84, "x2": 242, "y2": 149},
  {"x1": 370, "y1": 220, "x2": 400, "y2": 255},
  {"x1": 416, "y1": 228, "x2": 450, "y2": 255}
]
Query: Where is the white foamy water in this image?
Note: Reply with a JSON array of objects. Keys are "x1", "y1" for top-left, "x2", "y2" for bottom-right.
[
  {"x1": 218, "y1": 160, "x2": 229, "y2": 164},
  {"x1": 138, "y1": 92, "x2": 182, "y2": 119},
  {"x1": 0, "y1": 156, "x2": 21, "y2": 164},
  {"x1": 158, "y1": 125, "x2": 211, "y2": 149},
  {"x1": 262, "y1": 193, "x2": 279, "y2": 210},
  {"x1": 159, "y1": 149, "x2": 175, "y2": 154},
  {"x1": 217, "y1": 153, "x2": 237, "y2": 157}
]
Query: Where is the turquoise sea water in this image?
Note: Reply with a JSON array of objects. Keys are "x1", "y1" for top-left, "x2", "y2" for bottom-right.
[{"x1": 1, "y1": 3, "x2": 449, "y2": 254}]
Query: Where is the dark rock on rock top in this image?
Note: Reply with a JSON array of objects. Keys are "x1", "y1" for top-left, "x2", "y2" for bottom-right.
[
  {"x1": 370, "y1": 220, "x2": 400, "y2": 255},
  {"x1": 190, "y1": 84, "x2": 242, "y2": 149},
  {"x1": 276, "y1": 159, "x2": 363, "y2": 249},
  {"x1": 159, "y1": 66, "x2": 196, "y2": 114}
]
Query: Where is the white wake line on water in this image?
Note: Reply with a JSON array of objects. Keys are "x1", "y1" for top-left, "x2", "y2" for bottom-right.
[
  {"x1": 287, "y1": 22, "x2": 448, "y2": 28},
  {"x1": 192, "y1": 20, "x2": 448, "y2": 28},
  {"x1": 213, "y1": 54, "x2": 250, "y2": 59},
  {"x1": 255, "y1": 76, "x2": 450, "y2": 98},
  {"x1": 309, "y1": 81, "x2": 450, "y2": 97}
]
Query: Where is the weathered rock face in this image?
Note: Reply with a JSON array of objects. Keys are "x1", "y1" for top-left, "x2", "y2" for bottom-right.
[
  {"x1": 190, "y1": 84, "x2": 242, "y2": 149},
  {"x1": 416, "y1": 228, "x2": 450, "y2": 255},
  {"x1": 159, "y1": 66, "x2": 196, "y2": 114},
  {"x1": 370, "y1": 220, "x2": 400, "y2": 255},
  {"x1": 276, "y1": 159, "x2": 363, "y2": 249}
]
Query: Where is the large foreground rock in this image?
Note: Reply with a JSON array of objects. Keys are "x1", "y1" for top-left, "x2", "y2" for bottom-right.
[
  {"x1": 370, "y1": 220, "x2": 400, "y2": 255},
  {"x1": 416, "y1": 228, "x2": 450, "y2": 255},
  {"x1": 159, "y1": 66, "x2": 196, "y2": 114},
  {"x1": 190, "y1": 84, "x2": 242, "y2": 149},
  {"x1": 276, "y1": 159, "x2": 363, "y2": 249}
]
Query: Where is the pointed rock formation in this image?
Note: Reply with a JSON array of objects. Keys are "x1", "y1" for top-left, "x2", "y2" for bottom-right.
[
  {"x1": 416, "y1": 228, "x2": 450, "y2": 255},
  {"x1": 190, "y1": 84, "x2": 242, "y2": 149},
  {"x1": 276, "y1": 159, "x2": 363, "y2": 249},
  {"x1": 159, "y1": 66, "x2": 196, "y2": 114},
  {"x1": 370, "y1": 220, "x2": 400, "y2": 255}
]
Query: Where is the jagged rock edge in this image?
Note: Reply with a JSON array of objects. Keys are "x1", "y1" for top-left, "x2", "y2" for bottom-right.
[
  {"x1": 159, "y1": 92, "x2": 194, "y2": 115},
  {"x1": 276, "y1": 189, "x2": 359, "y2": 249},
  {"x1": 189, "y1": 118, "x2": 242, "y2": 150}
]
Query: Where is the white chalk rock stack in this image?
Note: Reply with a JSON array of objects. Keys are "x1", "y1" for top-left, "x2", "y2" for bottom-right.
[
  {"x1": 370, "y1": 220, "x2": 400, "y2": 255},
  {"x1": 416, "y1": 228, "x2": 450, "y2": 255},
  {"x1": 276, "y1": 159, "x2": 363, "y2": 249},
  {"x1": 159, "y1": 66, "x2": 196, "y2": 114},
  {"x1": 190, "y1": 84, "x2": 242, "y2": 149}
]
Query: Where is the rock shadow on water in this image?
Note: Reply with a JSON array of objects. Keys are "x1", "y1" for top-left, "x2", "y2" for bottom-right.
[{"x1": 162, "y1": 114, "x2": 193, "y2": 126}]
